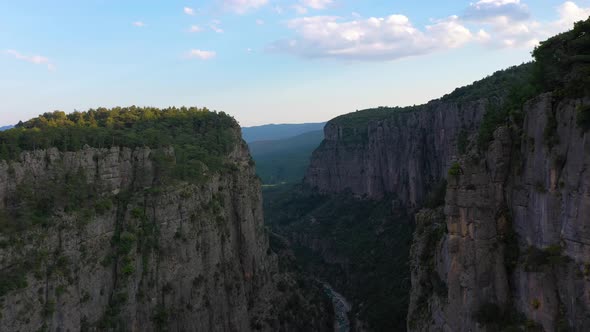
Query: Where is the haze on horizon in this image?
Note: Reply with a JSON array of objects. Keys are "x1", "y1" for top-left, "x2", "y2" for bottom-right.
[{"x1": 1, "y1": 0, "x2": 589, "y2": 127}]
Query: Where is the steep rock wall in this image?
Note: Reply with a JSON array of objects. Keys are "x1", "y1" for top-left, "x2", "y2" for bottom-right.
[
  {"x1": 304, "y1": 100, "x2": 486, "y2": 208},
  {"x1": 408, "y1": 94, "x2": 590, "y2": 331},
  {"x1": 0, "y1": 141, "x2": 279, "y2": 331}
]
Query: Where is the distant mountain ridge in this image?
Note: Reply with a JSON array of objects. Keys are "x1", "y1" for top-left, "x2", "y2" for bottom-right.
[
  {"x1": 249, "y1": 130, "x2": 323, "y2": 156},
  {"x1": 0, "y1": 125, "x2": 13, "y2": 131},
  {"x1": 242, "y1": 122, "x2": 325, "y2": 143},
  {"x1": 246, "y1": 127, "x2": 325, "y2": 185}
]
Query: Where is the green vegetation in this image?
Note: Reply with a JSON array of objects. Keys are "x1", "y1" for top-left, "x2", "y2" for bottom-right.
[
  {"x1": 241, "y1": 122, "x2": 325, "y2": 143},
  {"x1": 0, "y1": 169, "x2": 93, "y2": 235},
  {"x1": 248, "y1": 130, "x2": 324, "y2": 184},
  {"x1": 532, "y1": 18, "x2": 590, "y2": 97},
  {"x1": 476, "y1": 67, "x2": 541, "y2": 150},
  {"x1": 0, "y1": 265, "x2": 28, "y2": 297},
  {"x1": 476, "y1": 17, "x2": 590, "y2": 150},
  {"x1": 324, "y1": 18, "x2": 590, "y2": 152},
  {"x1": 329, "y1": 64, "x2": 538, "y2": 145},
  {"x1": 408, "y1": 208, "x2": 448, "y2": 330},
  {"x1": 0, "y1": 107, "x2": 239, "y2": 180},
  {"x1": 448, "y1": 162, "x2": 462, "y2": 177},
  {"x1": 263, "y1": 184, "x2": 414, "y2": 331},
  {"x1": 0, "y1": 107, "x2": 240, "y2": 240},
  {"x1": 443, "y1": 64, "x2": 537, "y2": 104},
  {"x1": 523, "y1": 245, "x2": 570, "y2": 271}
]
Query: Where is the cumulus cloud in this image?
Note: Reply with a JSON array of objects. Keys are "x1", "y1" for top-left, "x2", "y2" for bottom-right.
[
  {"x1": 222, "y1": 0, "x2": 268, "y2": 14},
  {"x1": 184, "y1": 7, "x2": 195, "y2": 15},
  {"x1": 554, "y1": 1, "x2": 590, "y2": 30},
  {"x1": 462, "y1": 0, "x2": 538, "y2": 47},
  {"x1": 270, "y1": 15, "x2": 473, "y2": 61},
  {"x1": 133, "y1": 21, "x2": 146, "y2": 27},
  {"x1": 5, "y1": 49, "x2": 56, "y2": 71},
  {"x1": 469, "y1": 0, "x2": 590, "y2": 49},
  {"x1": 271, "y1": 1, "x2": 590, "y2": 61},
  {"x1": 187, "y1": 49, "x2": 217, "y2": 60}
]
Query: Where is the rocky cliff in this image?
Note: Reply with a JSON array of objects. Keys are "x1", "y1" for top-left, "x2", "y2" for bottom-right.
[
  {"x1": 0, "y1": 111, "x2": 331, "y2": 332},
  {"x1": 408, "y1": 94, "x2": 590, "y2": 332},
  {"x1": 302, "y1": 19, "x2": 590, "y2": 331},
  {"x1": 304, "y1": 99, "x2": 486, "y2": 208}
]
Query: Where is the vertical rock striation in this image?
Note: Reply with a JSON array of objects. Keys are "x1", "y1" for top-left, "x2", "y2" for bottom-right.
[
  {"x1": 408, "y1": 94, "x2": 590, "y2": 331},
  {"x1": 304, "y1": 100, "x2": 486, "y2": 208}
]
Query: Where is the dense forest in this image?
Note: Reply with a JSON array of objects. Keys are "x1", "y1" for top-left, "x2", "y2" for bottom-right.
[
  {"x1": 0, "y1": 107, "x2": 241, "y2": 182},
  {"x1": 263, "y1": 184, "x2": 414, "y2": 331}
]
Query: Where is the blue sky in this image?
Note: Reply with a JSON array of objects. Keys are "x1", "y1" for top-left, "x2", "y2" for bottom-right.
[{"x1": 1, "y1": 0, "x2": 589, "y2": 126}]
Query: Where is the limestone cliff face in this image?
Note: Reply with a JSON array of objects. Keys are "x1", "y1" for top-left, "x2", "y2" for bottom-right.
[
  {"x1": 304, "y1": 100, "x2": 486, "y2": 208},
  {"x1": 302, "y1": 85, "x2": 589, "y2": 331},
  {"x1": 408, "y1": 94, "x2": 590, "y2": 331},
  {"x1": 0, "y1": 140, "x2": 279, "y2": 331}
]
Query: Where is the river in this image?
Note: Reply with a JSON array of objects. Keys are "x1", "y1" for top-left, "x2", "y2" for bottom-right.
[{"x1": 322, "y1": 283, "x2": 352, "y2": 332}]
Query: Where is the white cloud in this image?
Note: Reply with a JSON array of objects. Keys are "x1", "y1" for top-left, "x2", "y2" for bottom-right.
[
  {"x1": 301, "y1": 0, "x2": 333, "y2": 10},
  {"x1": 271, "y1": 14, "x2": 473, "y2": 61},
  {"x1": 292, "y1": 0, "x2": 332, "y2": 14},
  {"x1": 256, "y1": 19, "x2": 265, "y2": 25},
  {"x1": 189, "y1": 25, "x2": 202, "y2": 33},
  {"x1": 271, "y1": 1, "x2": 590, "y2": 61},
  {"x1": 554, "y1": 1, "x2": 590, "y2": 30},
  {"x1": 222, "y1": 0, "x2": 268, "y2": 14},
  {"x1": 187, "y1": 49, "x2": 217, "y2": 60},
  {"x1": 184, "y1": 7, "x2": 195, "y2": 15},
  {"x1": 464, "y1": 0, "x2": 530, "y2": 23},
  {"x1": 469, "y1": 1, "x2": 590, "y2": 49},
  {"x1": 133, "y1": 21, "x2": 146, "y2": 27},
  {"x1": 461, "y1": 0, "x2": 537, "y2": 48},
  {"x1": 5, "y1": 49, "x2": 56, "y2": 71}
]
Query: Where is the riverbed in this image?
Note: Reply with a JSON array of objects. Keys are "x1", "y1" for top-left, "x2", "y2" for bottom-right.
[{"x1": 322, "y1": 283, "x2": 351, "y2": 332}]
